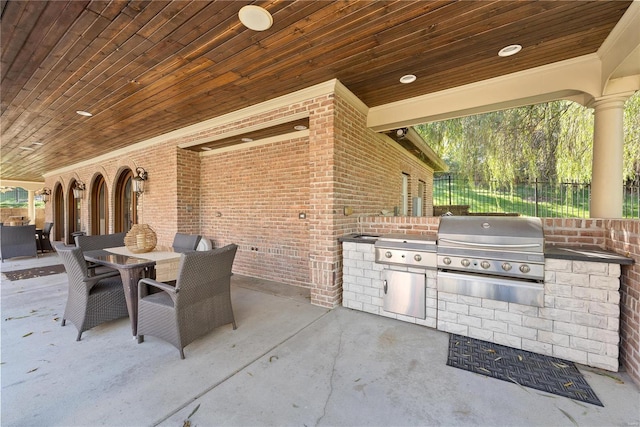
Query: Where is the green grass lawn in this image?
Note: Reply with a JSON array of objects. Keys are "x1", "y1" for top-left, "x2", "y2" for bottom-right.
[{"x1": 433, "y1": 181, "x2": 638, "y2": 218}]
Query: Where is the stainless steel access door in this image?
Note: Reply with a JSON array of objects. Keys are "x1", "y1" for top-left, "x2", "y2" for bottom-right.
[{"x1": 382, "y1": 270, "x2": 426, "y2": 319}]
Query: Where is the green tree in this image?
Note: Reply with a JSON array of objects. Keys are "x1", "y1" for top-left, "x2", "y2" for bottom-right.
[{"x1": 417, "y1": 91, "x2": 640, "y2": 185}]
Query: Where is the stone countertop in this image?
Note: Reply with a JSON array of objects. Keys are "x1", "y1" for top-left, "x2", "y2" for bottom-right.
[
  {"x1": 545, "y1": 245, "x2": 634, "y2": 265},
  {"x1": 338, "y1": 233, "x2": 438, "y2": 244},
  {"x1": 339, "y1": 234, "x2": 634, "y2": 265},
  {"x1": 338, "y1": 233, "x2": 381, "y2": 244}
]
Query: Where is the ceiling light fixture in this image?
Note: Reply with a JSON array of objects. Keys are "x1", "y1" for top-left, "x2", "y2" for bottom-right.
[
  {"x1": 32, "y1": 141, "x2": 44, "y2": 146},
  {"x1": 241, "y1": 137, "x2": 254, "y2": 142},
  {"x1": 238, "y1": 5, "x2": 273, "y2": 31},
  {"x1": 76, "y1": 110, "x2": 93, "y2": 117},
  {"x1": 498, "y1": 44, "x2": 522, "y2": 57},
  {"x1": 19, "y1": 146, "x2": 35, "y2": 151},
  {"x1": 400, "y1": 74, "x2": 417, "y2": 84},
  {"x1": 293, "y1": 125, "x2": 307, "y2": 131}
]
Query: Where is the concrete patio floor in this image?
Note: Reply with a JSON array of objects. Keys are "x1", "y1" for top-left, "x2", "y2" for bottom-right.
[{"x1": 1, "y1": 252, "x2": 639, "y2": 427}]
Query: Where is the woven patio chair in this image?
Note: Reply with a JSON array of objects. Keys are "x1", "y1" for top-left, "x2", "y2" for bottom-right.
[
  {"x1": 171, "y1": 233, "x2": 201, "y2": 253},
  {"x1": 137, "y1": 244, "x2": 238, "y2": 359},
  {"x1": 0, "y1": 224, "x2": 38, "y2": 261},
  {"x1": 40, "y1": 222, "x2": 54, "y2": 252},
  {"x1": 75, "y1": 232, "x2": 126, "y2": 276},
  {"x1": 58, "y1": 247, "x2": 129, "y2": 341}
]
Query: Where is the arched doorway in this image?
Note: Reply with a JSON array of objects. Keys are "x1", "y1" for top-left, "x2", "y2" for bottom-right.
[
  {"x1": 114, "y1": 169, "x2": 138, "y2": 232},
  {"x1": 53, "y1": 184, "x2": 64, "y2": 241},
  {"x1": 91, "y1": 175, "x2": 108, "y2": 235},
  {"x1": 67, "y1": 179, "x2": 81, "y2": 243}
]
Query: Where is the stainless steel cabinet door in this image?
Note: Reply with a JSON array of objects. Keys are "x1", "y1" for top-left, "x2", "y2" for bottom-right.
[{"x1": 382, "y1": 270, "x2": 425, "y2": 319}]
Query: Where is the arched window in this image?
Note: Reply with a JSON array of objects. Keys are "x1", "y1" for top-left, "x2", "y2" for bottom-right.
[
  {"x1": 91, "y1": 175, "x2": 108, "y2": 235},
  {"x1": 114, "y1": 169, "x2": 138, "y2": 232},
  {"x1": 53, "y1": 184, "x2": 64, "y2": 241}
]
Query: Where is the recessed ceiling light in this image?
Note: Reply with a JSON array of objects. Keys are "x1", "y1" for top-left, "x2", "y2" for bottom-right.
[
  {"x1": 294, "y1": 125, "x2": 307, "y2": 131},
  {"x1": 238, "y1": 5, "x2": 273, "y2": 31},
  {"x1": 32, "y1": 141, "x2": 44, "y2": 146},
  {"x1": 19, "y1": 146, "x2": 35, "y2": 151},
  {"x1": 498, "y1": 44, "x2": 522, "y2": 57},
  {"x1": 241, "y1": 137, "x2": 254, "y2": 142},
  {"x1": 400, "y1": 74, "x2": 417, "y2": 84},
  {"x1": 201, "y1": 147, "x2": 212, "y2": 151},
  {"x1": 76, "y1": 110, "x2": 93, "y2": 117}
]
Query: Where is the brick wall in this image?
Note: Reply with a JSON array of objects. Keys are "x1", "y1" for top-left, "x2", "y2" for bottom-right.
[
  {"x1": 606, "y1": 219, "x2": 640, "y2": 384},
  {"x1": 199, "y1": 137, "x2": 311, "y2": 288},
  {"x1": 45, "y1": 87, "x2": 436, "y2": 308}
]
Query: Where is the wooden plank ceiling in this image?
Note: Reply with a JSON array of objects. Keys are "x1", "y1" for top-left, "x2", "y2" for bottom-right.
[{"x1": 0, "y1": 0, "x2": 631, "y2": 181}]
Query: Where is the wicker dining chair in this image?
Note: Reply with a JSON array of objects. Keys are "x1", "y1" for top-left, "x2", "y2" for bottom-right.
[
  {"x1": 40, "y1": 222, "x2": 55, "y2": 252},
  {"x1": 171, "y1": 233, "x2": 201, "y2": 253},
  {"x1": 137, "y1": 244, "x2": 238, "y2": 359},
  {"x1": 58, "y1": 247, "x2": 129, "y2": 341}
]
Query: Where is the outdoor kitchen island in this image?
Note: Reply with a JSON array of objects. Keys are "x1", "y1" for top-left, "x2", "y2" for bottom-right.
[{"x1": 340, "y1": 233, "x2": 633, "y2": 372}]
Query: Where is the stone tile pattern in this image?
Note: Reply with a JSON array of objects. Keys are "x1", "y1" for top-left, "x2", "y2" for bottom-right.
[
  {"x1": 342, "y1": 242, "x2": 438, "y2": 329},
  {"x1": 359, "y1": 217, "x2": 638, "y2": 384},
  {"x1": 437, "y1": 259, "x2": 621, "y2": 371}
]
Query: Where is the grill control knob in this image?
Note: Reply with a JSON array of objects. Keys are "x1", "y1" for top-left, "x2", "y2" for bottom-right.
[
  {"x1": 481, "y1": 261, "x2": 491, "y2": 269},
  {"x1": 519, "y1": 264, "x2": 531, "y2": 274},
  {"x1": 443, "y1": 257, "x2": 452, "y2": 265},
  {"x1": 502, "y1": 262, "x2": 512, "y2": 271},
  {"x1": 414, "y1": 254, "x2": 422, "y2": 262},
  {"x1": 461, "y1": 259, "x2": 471, "y2": 267},
  {"x1": 385, "y1": 251, "x2": 392, "y2": 259}
]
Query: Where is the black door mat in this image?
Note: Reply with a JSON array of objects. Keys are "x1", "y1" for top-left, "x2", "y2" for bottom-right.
[
  {"x1": 2, "y1": 264, "x2": 66, "y2": 281},
  {"x1": 447, "y1": 334, "x2": 603, "y2": 406}
]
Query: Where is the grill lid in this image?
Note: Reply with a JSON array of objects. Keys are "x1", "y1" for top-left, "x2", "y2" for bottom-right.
[{"x1": 437, "y1": 216, "x2": 544, "y2": 252}]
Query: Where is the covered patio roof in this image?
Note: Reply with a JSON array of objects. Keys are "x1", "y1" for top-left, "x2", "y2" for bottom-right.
[{"x1": 1, "y1": 1, "x2": 638, "y2": 183}]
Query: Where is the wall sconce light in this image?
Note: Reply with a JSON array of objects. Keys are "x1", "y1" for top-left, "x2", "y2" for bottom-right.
[
  {"x1": 73, "y1": 181, "x2": 85, "y2": 199},
  {"x1": 132, "y1": 167, "x2": 148, "y2": 196},
  {"x1": 40, "y1": 187, "x2": 52, "y2": 203}
]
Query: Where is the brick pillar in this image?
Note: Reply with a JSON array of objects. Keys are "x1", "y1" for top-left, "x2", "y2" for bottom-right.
[{"x1": 308, "y1": 95, "x2": 342, "y2": 308}]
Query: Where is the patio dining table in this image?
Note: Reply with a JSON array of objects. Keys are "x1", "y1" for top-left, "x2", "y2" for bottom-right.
[{"x1": 83, "y1": 249, "x2": 156, "y2": 337}]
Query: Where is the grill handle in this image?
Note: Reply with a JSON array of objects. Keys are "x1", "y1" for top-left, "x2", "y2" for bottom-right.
[
  {"x1": 438, "y1": 238, "x2": 541, "y2": 249},
  {"x1": 383, "y1": 280, "x2": 388, "y2": 294}
]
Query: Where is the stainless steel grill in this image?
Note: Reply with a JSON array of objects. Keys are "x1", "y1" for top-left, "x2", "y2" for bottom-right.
[{"x1": 436, "y1": 216, "x2": 545, "y2": 307}]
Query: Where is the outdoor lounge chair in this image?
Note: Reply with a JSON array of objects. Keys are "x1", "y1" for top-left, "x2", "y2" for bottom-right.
[
  {"x1": 0, "y1": 224, "x2": 38, "y2": 261},
  {"x1": 136, "y1": 244, "x2": 238, "y2": 359},
  {"x1": 58, "y1": 247, "x2": 129, "y2": 341},
  {"x1": 171, "y1": 233, "x2": 201, "y2": 253}
]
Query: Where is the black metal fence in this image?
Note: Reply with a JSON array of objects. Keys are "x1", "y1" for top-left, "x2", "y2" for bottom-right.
[
  {"x1": 0, "y1": 188, "x2": 29, "y2": 205},
  {"x1": 433, "y1": 175, "x2": 640, "y2": 219}
]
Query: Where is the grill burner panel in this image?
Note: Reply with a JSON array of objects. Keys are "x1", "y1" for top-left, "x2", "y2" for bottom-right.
[
  {"x1": 437, "y1": 254, "x2": 544, "y2": 280},
  {"x1": 374, "y1": 234, "x2": 437, "y2": 269}
]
